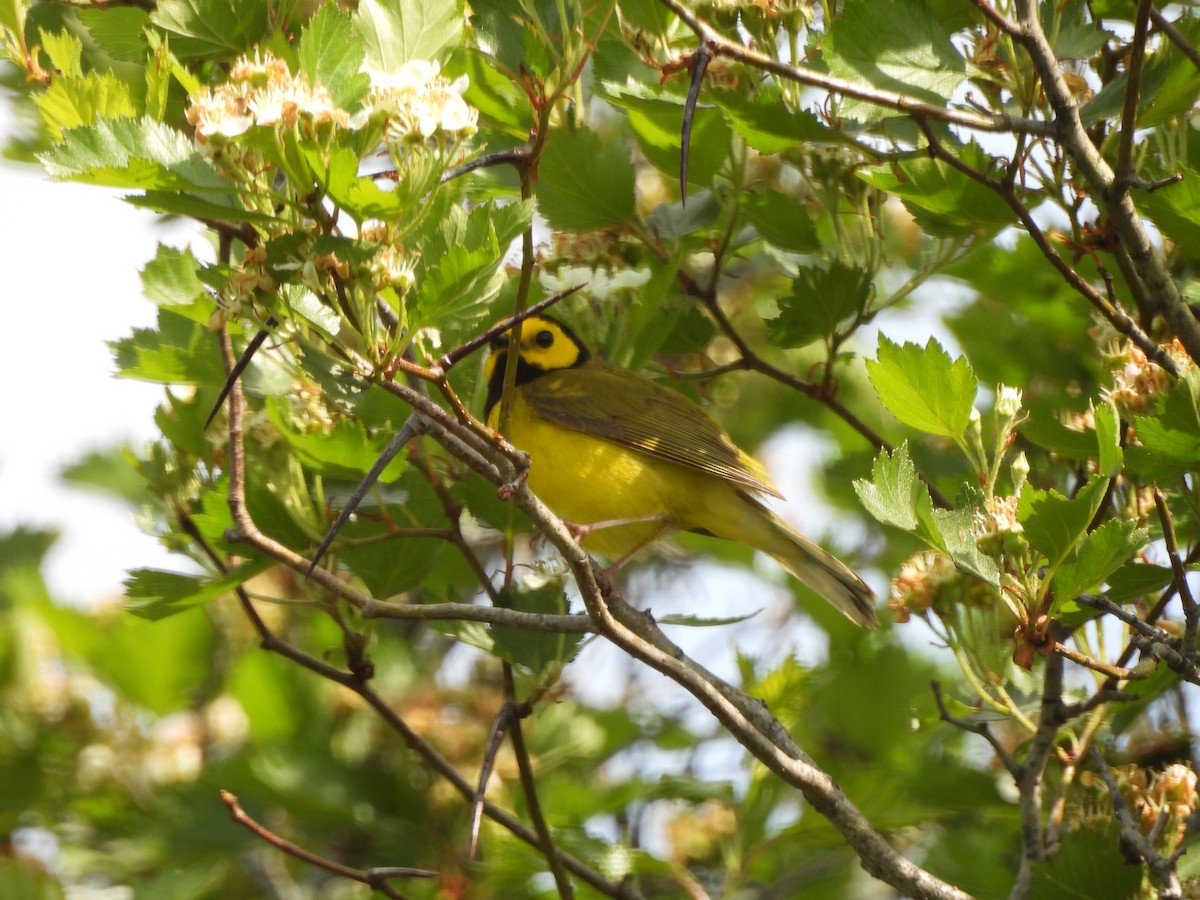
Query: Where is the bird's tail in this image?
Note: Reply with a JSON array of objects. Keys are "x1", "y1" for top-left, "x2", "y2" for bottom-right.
[{"x1": 738, "y1": 497, "x2": 878, "y2": 628}]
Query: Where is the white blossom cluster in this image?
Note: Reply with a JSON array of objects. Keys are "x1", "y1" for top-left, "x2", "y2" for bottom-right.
[
  {"x1": 186, "y1": 50, "x2": 347, "y2": 141},
  {"x1": 364, "y1": 60, "x2": 478, "y2": 145}
]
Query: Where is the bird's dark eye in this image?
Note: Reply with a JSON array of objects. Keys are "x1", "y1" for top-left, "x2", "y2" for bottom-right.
[{"x1": 535, "y1": 329, "x2": 554, "y2": 349}]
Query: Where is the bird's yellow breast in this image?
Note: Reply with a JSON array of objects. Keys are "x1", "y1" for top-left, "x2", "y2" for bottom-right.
[{"x1": 498, "y1": 389, "x2": 746, "y2": 560}]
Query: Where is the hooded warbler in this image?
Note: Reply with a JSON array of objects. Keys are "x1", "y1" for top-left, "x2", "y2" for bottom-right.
[{"x1": 484, "y1": 315, "x2": 877, "y2": 628}]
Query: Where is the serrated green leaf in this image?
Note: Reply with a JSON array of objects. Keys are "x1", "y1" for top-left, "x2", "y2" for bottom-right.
[
  {"x1": 491, "y1": 583, "x2": 583, "y2": 674},
  {"x1": 628, "y1": 102, "x2": 729, "y2": 188},
  {"x1": 355, "y1": 0, "x2": 464, "y2": 72},
  {"x1": 931, "y1": 504, "x2": 1001, "y2": 587},
  {"x1": 712, "y1": 89, "x2": 833, "y2": 154},
  {"x1": 125, "y1": 561, "x2": 271, "y2": 620},
  {"x1": 853, "y1": 442, "x2": 945, "y2": 550},
  {"x1": 76, "y1": 7, "x2": 151, "y2": 64},
  {"x1": 1105, "y1": 562, "x2": 1176, "y2": 602},
  {"x1": 266, "y1": 400, "x2": 409, "y2": 480},
  {"x1": 150, "y1": 0, "x2": 269, "y2": 60},
  {"x1": 645, "y1": 190, "x2": 721, "y2": 240},
  {"x1": 1139, "y1": 168, "x2": 1200, "y2": 248},
  {"x1": 857, "y1": 147, "x2": 1015, "y2": 237},
  {"x1": 824, "y1": 0, "x2": 967, "y2": 114},
  {"x1": 1093, "y1": 398, "x2": 1122, "y2": 476},
  {"x1": 742, "y1": 189, "x2": 820, "y2": 253},
  {"x1": 299, "y1": 3, "x2": 371, "y2": 110},
  {"x1": 1051, "y1": 519, "x2": 1149, "y2": 607},
  {"x1": 38, "y1": 27, "x2": 82, "y2": 76},
  {"x1": 866, "y1": 335, "x2": 978, "y2": 439},
  {"x1": 469, "y1": 0, "x2": 559, "y2": 75},
  {"x1": 537, "y1": 127, "x2": 636, "y2": 231},
  {"x1": 767, "y1": 262, "x2": 871, "y2": 347},
  {"x1": 1045, "y1": 0, "x2": 1110, "y2": 60},
  {"x1": 314, "y1": 144, "x2": 441, "y2": 222},
  {"x1": 1028, "y1": 824, "x2": 1141, "y2": 900},
  {"x1": 141, "y1": 244, "x2": 205, "y2": 308},
  {"x1": 1017, "y1": 475, "x2": 1108, "y2": 569},
  {"x1": 339, "y1": 531, "x2": 446, "y2": 598},
  {"x1": 32, "y1": 34, "x2": 137, "y2": 142},
  {"x1": 1126, "y1": 417, "x2": 1200, "y2": 481},
  {"x1": 111, "y1": 308, "x2": 228, "y2": 385},
  {"x1": 1163, "y1": 368, "x2": 1200, "y2": 433},
  {"x1": 39, "y1": 116, "x2": 225, "y2": 193}
]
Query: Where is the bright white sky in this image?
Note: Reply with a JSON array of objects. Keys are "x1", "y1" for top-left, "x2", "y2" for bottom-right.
[{"x1": 0, "y1": 95, "x2": 185, "y2": 604}]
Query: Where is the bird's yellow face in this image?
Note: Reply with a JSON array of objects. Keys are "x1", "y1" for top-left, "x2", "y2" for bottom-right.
[{"x1": 483, "y1": 315, "x2": 589, "y2": 421}]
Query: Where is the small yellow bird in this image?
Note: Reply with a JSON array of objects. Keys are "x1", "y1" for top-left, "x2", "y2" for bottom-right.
[{"x1": 484, "y1": 315, "x2": 877, "y2": 627}]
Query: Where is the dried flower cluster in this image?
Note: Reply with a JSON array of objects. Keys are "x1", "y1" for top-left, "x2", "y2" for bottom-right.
[
  {"x1": 1106, "y1": 338, "x2": 1195, "y2": 413},
  {"x1": 1077, "y1": 761, "x2": 1199, "y2": 854}
]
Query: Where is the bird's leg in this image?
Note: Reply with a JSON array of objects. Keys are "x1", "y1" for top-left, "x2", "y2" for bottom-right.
[{"x1": 565, "y1": 512, "x2": 670, "y2": 544}]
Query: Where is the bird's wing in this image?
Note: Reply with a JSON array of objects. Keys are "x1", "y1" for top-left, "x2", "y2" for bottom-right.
[{"x1": 520, "y1": 363, "x2": 782, "y2": 498}]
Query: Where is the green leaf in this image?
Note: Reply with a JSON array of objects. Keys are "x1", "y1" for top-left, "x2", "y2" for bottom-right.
[
  {"x1": 1044, "y1": 0, "x2": 1110, "y2": 60},
  {"x1": 413, "y1": 199, "x2": 532, "y2": 324},
  {"x1": 1017, "y1": 475, "x2": 1108, "y2": 569},
  {"x1": 645, "y1": 190, "x2": 722, "y2": 240},
  {"x1": 853, "y1": 442, "x2": 943, "y2": 548},
  {"x1": 76, "y1": 7, "x2": 152, "y2": 64},
  {"x1": 38, "y1": 26, "x2": 83, "y2": 75},
  {"x1": 124, "y1": 561, "x2": 271, "y2": 620},
  {"x1": 857, "y1": 147, "x2": 1015, "y2": 237},
  {"x1": 712, "y1": 89, "x2": 834, "y2": 154},
  {"x1": 298, "y1": 3, "x2": 371, "y2": 110},
  {"x1": 932, "y1": 504, "x2": 1002, "y2": 587},
  {"x1": 1104, "y1": 562, "x2": 1175, "y2": 602},
  {"x1": 742, "y1": 189, "x2": 820, "y2": 253},
  {"x1": 354, "y1": 0, "x2": 464, "y2": 72},
  {"x1": 266, "y1": 401, "x2": 409, "y2": 480},
  {"x1": 111, "y1": 308, "x2": 228, "y2": 385},
  {"x1": 1093, "y1": 399, "x2": 1122, "y2": 476},
  {"x1": 1126, "y1": 417, "x2": 1200, "y2": 481},
  {"x1": 1139, "y1": 168, "x2": 1200, "y2": 248},
  {"x1": 866, "y1": 335, "x2": 978, "y2": 439},
  {"x1": 1163, "y1": 368, "x2": 1200, "y2": 433},
  {"x1": 1051, "y1": 519, "x2": 1149, "y2": 607},
  {"x1": 32, "y1": 33, "x2": 138, "y2": 141},
  {"x1": 141, "y1": 244, "x2": 206, "y2": 309},
  {"x1": 656, "y1": 611, "x2": 761, "y2": 627},
  {"x1": 627, "y1": 102, "x2": 730, "y2": 188},
  {"x1": 150, "y1": 0, "x2": 269, "y2": 60},
  {"x1": 1028, "y1": 825, "x2": 1141, "y2": 900},
  {"x1": 767, "y1": 262, "x2": 871, "y2": 347},
  {"x1": 492, "y1": 583, "x2": 583, "y2": 674},
  {"x1": 39, "y1": 116, "x2": 229, "y2": 198},
  {"x1": 315, "y1": 145, "x2": 441, "y2": 222},
  {"x1": 537, "y1": 127, "x2": 636, "y2": 231},
  {"x1": 824, "y1": 0, "x2": 968, "y2": 113},
  {"x1": 61, "y1": 447, "x2": 151, "y2": 508}
]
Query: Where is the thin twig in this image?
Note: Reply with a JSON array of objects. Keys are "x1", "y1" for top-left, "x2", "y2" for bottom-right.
[
  {"x1": 931, "y1": 681, "x2": 1021, "y2": 777},
  {"x1": 220, "y1": 790, "x2": 437, "y2": 900},
  {"x1": 1088, "y1": 747, "x2": 1184, "y2": 899},
  {"x1": 503, "y1": 665, "x2": 575, "y2": 898},
  {"x1": 1115, "y1": 0, "x2": 1154, "y2": 182},
  {"x1": 1154, "y1": 488, "x2": 1198, "y2": 651},
  {"x1": 656, "y1": 0, "x2": 1052, "y2": 136}
]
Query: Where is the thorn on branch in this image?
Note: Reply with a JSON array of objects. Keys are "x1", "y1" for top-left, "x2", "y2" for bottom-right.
[{"x1": 679, "y1": 43, "x2": 713, "y2": 207}]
